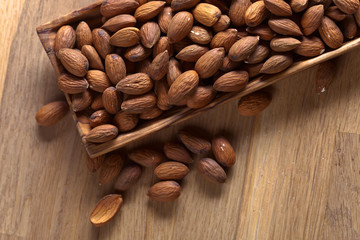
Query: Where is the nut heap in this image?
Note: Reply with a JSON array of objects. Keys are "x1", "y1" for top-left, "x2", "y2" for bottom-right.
[{"x1": 53, "y1": 0, "x2": 359, "y2": 144}]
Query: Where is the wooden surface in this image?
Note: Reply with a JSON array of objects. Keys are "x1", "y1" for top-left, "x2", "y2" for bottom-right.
[{"x1": 1, "y1": 1, "x2": 360, "y2": 239}]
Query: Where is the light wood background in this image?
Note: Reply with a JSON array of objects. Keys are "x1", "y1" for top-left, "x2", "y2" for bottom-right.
[{"x1": 1, "y1": 1, "x2": 360, "y2": 239}]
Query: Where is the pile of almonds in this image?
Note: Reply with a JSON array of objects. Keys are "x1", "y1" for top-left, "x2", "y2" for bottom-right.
[{"x1": 52, "y1": 0, "x2": 357, "y2": 144}]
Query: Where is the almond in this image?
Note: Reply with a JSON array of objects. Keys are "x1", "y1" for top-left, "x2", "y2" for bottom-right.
[
  {"x1": 315, "y1": 60, "x2": 336, "y2": 94},
  {"x1": 76, "y1": 21, "x2": 92, "y2": 49},
  {"x1": 140, "y1": 22, "x2": 161, "y2": 48},
  {"x1": 221, "y1": 56, "x2": 242, "y2": 72},
  {"x1": 91, "y1": 95, "x2": 104, "y2": 110},
  {"x1": 167, "y1": 58, "x2": 182, "y2": 86},
  {"x1": 333, "y1": 0, "x2": 359, "y2": 14},
  {"x1": 212, "y1": 136, "x2": 236, "y2": 167},
  {"x1": 168, "y1": 11, "x2": 194, "y2": 43},
  {"x1": 204, "y1": 0, "x2": 230, "y2": 13},
  {"x1": 113, "y1": 111, "x2": 139, "y2": 132},
  {"x1": 149, "y1": 51, "x2": 169, "y2": 80},
  {"x1": 116, "y1": 73, "x2": 153, "y2": 95},
  {"x1": 326, "y1": 6, "x2": 346, "y2": 22},
  {"x1": 134, "y1": 1, "x2": 166, "y2": 22},
  {"x1": 186, "y1": 85, "x2": 216, "y2": 109},
  {"x1": 260, "y1": 54, "x2": 293, "y2": 74},
  {"x1": 176, "y1": 44, "x2": 208, "y2": 62},
  {"x1": 102, "y1": 14, "x2": 137, "y2": 32},
  {"x1": 319, "y1": 16, "x2": 344, "y2": 49},
  {"x1": 193, "y1": 3, "x2": 221, "y2": 27},
  {"x1": 35, "y1": 101, "x2": 69, "y2": 126},
  {"x1": 139, "y1": 107, "x2": 163, "y2": 120},
  {"x1": 84, "y1": 124, "x2": 119, "y2": 143},
  {"x1": 246, "y1": 24, "x2": 276, "y2": 41},
  {"x1": 210, "y1": 28, "x2": 238, "y2": 52},
  {"x1": 92, "y1": 28, "x2": 114, "y2": 59},
  {"x1": 57, "y1": 73, "x2": 88, "y2": 94},
  {"x1": 81, "y1": 45, "x2": 104, "y2": 71},
  {"x1": 213, "y1": 71, "x2": 249, "y2": 92},
  {"x1": 105, "y1": 54, "x2": 126, "y2": 85},
  {"x1": 158, "y1": 7, "x2": 173, "y2": 34},
  {"x1": 290, "y1": 0, "x2": 308, "y2": 13},
  {"x1": 228, "y1": 36, "x2": 260, "y2": 62},
  {"x1": 57, "y1": 48, "x2": 89, "y2": 77},
  {"x1": 110, "y1": 27, "x2": 140, "y2": 47},
  {"x1": 124, "y1": 44, "x2": 153, "y2": 62},
  {"x1": 229, "y1": 0, "x2": 252, "y2": 26},
  {"x1": 342, "y1": 15, "x2": 357, "y2": 39},
  {"x1": 268, "y1": 18, "x2": 303, "y2": 36},
  {"x1": 147, "y1": 181, "x2": 181, "y2": 202},
  {"x1": 86, "y1": 154, "x2": 105, "y2": 172},
  {"x1": 270, "y1": 37, "x2": 301, "y2": 52},
  {"x1": 245, "y1": 1, "x2": 269, "y2": 27},
  {"x1": 100, "y1": 0, "x2": 139, "y2": 17},
  {"x1": 90, "y1": 194, "x2": 123, "y2": 227},
  {"x1": 293, "y1": 36, "x2": 324, "y2": 57},
  {"x1": 178, "y1": 128, "x2": 211, "y2": 154},
  {"x1": 244, "y1": 63, "x2": 264, "y2": 78},
  {"x1": 195, "y1": 48, "x2": 225, "y2": 78},
  {"x1": 173, "y1": 37, "x2": 193, "y2": 53},
  {"x1": 213, "y1": 15, "x2": 231, "y2": 32},
  {"x1": 121, "y1": 92, "x2": 157, "y2": 113},
  {"x1": 245, "y1": 44, "x2": 270, "y2": 64},
  {"x1": 301, "y1": 5, "x2": 324, "y2": 36},
  {"x1": 114, "y1": 163, "x2": 142, "y2": 191},
  {"x1": 99, "y1": 153, "x2": 124, "y2": 184},
  {"x1": 155, "y1": 80, "x2": 171, "y2": 111},
  {"x1": 71, "y1": 90, "x2": 92, "y2": 112},
  {"x1": 90, "y1": 110, "x2": 112, "y2": 128},
  {"x1": 55, "y1": 25, "x2": 76, "y2": 52},
  {"x1": 135, "y1": 58, "x2": 152, "y2": 74},
  {"x1": 153, "y1": 37, "x2": 173, "y2": 57},
  {"x1": 103, "y1": 87, "x2": 122, "y2": 114},
  {"x1": 128, "y1": 148, "x2": 164, "y2": 167},
  {"x1": 154, "y1": 161, "x2": 190, "y2": 180},
  {"x1": 87, "y1": 70, "x2": 112, "y2": 93},
  {"x1": 197, "y1": 158, "x2": 227, "y2": 183},
  {"x1": 171, "y1": 0, "x2": 200, "y2": 11},
  {"x1": 163, "y1": 141, "x2": 193, "y2": 164},
  {"x1": 168, "y1": 70, "x2": 199, "y2": 104},
  {"x1": 188, "y1": 26, "x2": 213, "y2": 45},
  {"x1": 238, "y1": 90, "x2": 272, "y2": 116},
  {"x1": 264, "y1": 0, "x2": 292, "y2": 17}
]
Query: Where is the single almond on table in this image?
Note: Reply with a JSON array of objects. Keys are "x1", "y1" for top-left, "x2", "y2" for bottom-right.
[
  {"x1": 245, "y1": 44, "x2": 270, "y2": 64},
  {"x1": 168, "y1": 70, "x2": 199, "y2": 105},
  {"x1": 213, "y1": 15, "x2": 231, "y2": 32},
  {"x1": 171, "y1": 0, "x2": 200, "y2": 11},
  {"x1": 178, "y1": 128, "x2": 212, "y2": 154},
  {"x1": 71, "y1": 90, "x2": 92, "y2": 112},
  {"x1": 57, "y1": 48, "x2": 89, "y2": 77},
  {"x1": 193, "y1": 3, "x2": 221, "y2": 27},
  {"x1": 176, "y1": 44, "x2": 208, "y2": 62},
  {"x1": 102, "y1": 14, "x2": 137, "y2": 32},
  {"x1": 186, "y1": 86, "x2": 217, "y2": 109},
  {"x1": 113, "y1": 111, "x2": 139, "y2": 132},
  {"x1": 100, "y1": 0, "x2": 139, "y2": 17},
  {"x1": 167, "y1": 58, "x2": 182, "y2": 86},
  {"x1": 81, "y1": 45, "x2": 104, "y2": 71},
  {"x1": 245, "y1": 1, "x2": 269, "y2": 27},
  {"x1": 99, "y1": 153, "x2": 124, "y2": 184},
  {"x1": 140, "y1": 22, "x2": 161, "y2": 48},
  {"x1": 90, "y1": 110, "x2": 112, "y2": 128},
  {"x1": 319, "y1": 16, "x2": 344, "y2": 49},
  {"x1": 35, "y1": 101, "x2": 69, "y2": 126},
  {"x1": 197, "y1": 158, "x2": 227, "y2": 183},
  {"x1": 213, "y1": 71, "x2": 249, "y2": 92},
  {"x1": 268, "y1": 18, "x2": 303, "y2": 36},
  {"x1": 229, "y1": 0, "x2": 251, "y2": 26},
  {"x1": 333, "y1": 0, "x2": 359, "y2": 14},
  {"x1": 270, "y1": 37, "x2": 301, "y2": 52},
  {"x1": 116, "y1": 73, "x2": 153, "y2": 95},
  {"x1": 158, "y1": 7, "x2": 173, "y2": 34},
  {"x1": 134, "y1": 1, "x2": 166, "y2": 22},
  {"x1": 121, "y1": 92, "x2": 157, "y2": 113},
  {"x1": 103, "y1": 87, "x2": 122, "y2": 114},
  {"x1": 128, "y1": 148, "x2": 164, "y2": 167},
  {"x1": 149, "y1": 51, "x2": 169, "y2": 81},
  {"x1": 110, "y1": 27, "x2": 140, "y2": 47},
  {"x1": 147, "y1": 181, "x2": 181, "y2": 202},
  {"x1": 290, "y1": 0, "x2": 308, "y2": 13},
  {"x1": 188, "y1": 26, "x2": 213, "y2": 45},
  {"x1": 260, "y1": 54, "x2": 293, "y2": 74},
  {"x1": 228, "y1": 36, "x2": 260, "y2": 62},
  {"x1": 163, "y1": 141, "x2": 193, "y2": 164},
  {"x1": 301, "y1": 5, "x2": 324, "y2": 36},
  {"x1": 246, "y1": 24, "x2": 276, "y2": 41},
  {"x1": 55, "y1": 25, "x2": 76, "y2": 52},
  {"x1": 294, "y1": 36, "x2": 325, "y2": 57},
  {"x1": 238, "y1": 90, "x2": 272, "y2": 116},
  {"x1": 92, "y1": 28, "x2": 114, "y2": 59},
  {"x1": 212, "y1": 136, "x2": 236, "y2": 167},
  {"x1": 124, "y1": 44, "x2": 153, "y2": 62},
  {"x1": 84, "y1": 124, "x2": 119, "y2": 143},
  {"x1": 315, "y1": 60, "x2": 337, "y2": 94},
  {"x1": 87, "y1": 70, "x2": 112, "y2": 93},
  {"x1": 154, "y1": 161, "x2": 190, "y2": 180},
  {"x1": 264, "y1": 0, "x2": 292, "y2": 17},
  {"x1": 105, "y1": 54, "x2": 126, "y2": 85},
  {"x1": 210, "y1": 28, "x2": 238, "y2": 52},
  {"x1": 90, "y1": 194, "x2": 123, "y2": 227},
  {"x1": 114, "y1": 163, "x2": 142, "y2": 191},
  {"x1": 167, "y1": 11, "x2": 194, "y2": 43},
  {"x1": 57, "y1": 73, "x2": 88, "y2": 94},
  {"x1": 195, "y1": 48, "x2": 225, "y2": 78},
  {"x1": 76, "y1": 21, "x2": 92, "y2": 49},
  {"x1": 86, "y1": 154, "x2": 105, "y2": 172}
]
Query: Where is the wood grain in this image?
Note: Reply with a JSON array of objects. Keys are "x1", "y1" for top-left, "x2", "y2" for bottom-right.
[{"x1": 1, "y1": 1, "x2": 360, "y2": 240}]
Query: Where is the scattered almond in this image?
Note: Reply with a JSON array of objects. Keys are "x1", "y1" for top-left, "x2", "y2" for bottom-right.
[
  {"x1": 128, "y1": 148, "x2": 164, "y2": 167},
  {"x1": 114, "y1": 163, "x2": 142, "y2": 191},
  {"x1": 35, "y1": 101, "x2": 69, "y2": 126},
  {"x1": 212, "y1": 136, "x2": 236, "y2": 167},
  {"x1": 154, "y1": 161, "x2": 190, "y2": 180},
  {"x1": 90, "y1": 194, "x2": 123, "y2": 227},
  {"x1": 197, "y1": 158, "x2": 227, "y2": 183},
  {"x1": 147, "y1": 181, "x2": 181, "y2": 202}
]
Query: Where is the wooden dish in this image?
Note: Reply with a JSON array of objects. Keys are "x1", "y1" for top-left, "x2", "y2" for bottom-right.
[{"x1": 36, "y1": 0, "x2": 360, "y2": 158}]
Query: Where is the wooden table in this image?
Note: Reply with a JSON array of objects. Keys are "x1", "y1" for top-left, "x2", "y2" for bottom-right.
[{"x1": 1, "y1": 1, "x2": 360, "y2": 239}]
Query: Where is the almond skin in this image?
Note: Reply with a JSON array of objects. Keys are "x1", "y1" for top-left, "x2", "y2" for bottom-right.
[
  {"x1": 270, "y1": 37, "x2": 301, "y2": 52},
  {"x1": 245, "y1": 1, "x2": 269, "y2": 27},
  {"x1": 342, "y1": 15, "x2": 357, "y2": 39},
  {"x1": 90, "y1": 110, "x2": 112, "y2": 128},
  {"x1": 116, "y1": 73, "x2": 153, "y2": 95},
  {"x1": 319, "y1": 16, "x2": 344, "y2": 49},
  {"x1": 113, "y1": 111, "x2": 139, "y2": 132},
  {"x1": 178, "y1": 128, "x2": 212, "y2": 154},
  {"x1": 167, "y1": 58, "x2": 182, "y2": 86},
  {"x1": 114, "y1": 163, "x2": 142, "y2": 191},
  {"x1": 197, "y1": 158, "x2": 227, "y2": 183},
  {"x1": 153, "y1": 37, "x2": 173, "y2": 57},
  {"x1": 212, "y1": 136, "x2": 236, "y2": 167},
  {"x1": 128, "y1": 148, "x2": 165, "y2": 167},
  {"x1": 72, "y1": 90, "x2": 92, "y2": 112},
  {"x1": 158, "y1": 7, "x2": 173, "y2": 34},
  {"x1": 83, "y1": 124, "x2": 119, "y2": 143},
  {"x1": 91, "y1": 95, "x2": 104, "y2": 111},
  {"x1": 81, "y1": 45, "x2": 104, "y2": 71},
  {"x1": 210, "y1": 28, "x2": 238, "y2": 52},
  {"x1": 238, "y1": 90, "x2": 272, "y2": 116},
  {"x1": 149, "y1": 51, "x2": 169, "y2": 81},
  {"x1": 186, "y1": 86, "x2": 217, "y2": 109},
  {"x1": 290, "y1": 0, "x2": 308, "y2": 13},
  {"x1": 163, "y1": 141, "x2": 193, "y2": 164},
  {"x1": 92, "y1": 28, "x2": 114, "y2": 59},
  {"x1": 221, "y1": 56, "x2": 242, "y2": 72},
  {"x1": 35, "y1": 101, "x2": 69, "y2": 126},
  {"x1": 57, "y1": 73, "x2": 89, "y2": 94},
  {"x1": 188, "y1": 26, "x2": 213, "y2": 45},
  {"x1": 124, "y1": 44, "x2": 153, "y2": 62},
  {"x1": 105, "y1": 54, "x2": 126, "y2": 85},
  {"x1": 102, "y1": 14, "x2": 137, "y2": 32},
  {"x1": 193, "y1": 3, "x2": 221, "y2": 27},
  {"x1": 213, "y1": 15, "x2": 231, "y2": 32},
  {"x1": 168, "y1": 70, "x2": 199, "y2": 105},
  {"x1": 294, "y1": 36, "x2": 325, "y2": 57},
  {"x1": 176, "y1": 44, "x2": 208, "y2": 62},
  {"x1": 86, "y1": 154, "x2": 105, "y2": 172},
  {"x1": 264, "y1": 0, "x2": 292, "y2": 17},
  {"x1": 154, "y1": 161, "x2": 190, "y2": 180},
  {"x1": 99, "y1": 153, "x2": 125, "y2": 185},
  {"x1": 326, "y1": 6, "x2": 346, "y2": 22},
  {"x1": 268, "y1": 18, "x2": 303, "y2": 36},
  {"x1": 245, "y1": 44, "x2": 270, "y2": 64},
  {"x1": 155, "y1": 80, "x2": 171, "y2": 111},
  {"x1": 139, "y1": 107, "x2": 163, "y2": 120},
  {"x1": 167, "y1": 11, "x2": 194, "y2": 43},
  {"x1": 121, "y1": 92, "x2": 157, "y2": 113},
  {"x1": 260, "y1": 54, "x2": 293, "y2": 74},
  {"x1": 100, "y1": 0, "x2": 139, "y2": 17},
  {"x1": 228, "y1": 36, "x2": 260, "y2": 62},
  {"x1": 246, "y1": 25, "x2": 276, "y2": 41},
  {"x1": 244, "y1": 63, "x2": 264, "y2": 78},
  {"x1": 57, "y1": 48, "x2": 89, "y2": 77},
  {"x1": 301, "y1": 5, "x2": 324, "y2": 36},
  {"x1": 147, "y1": 181, "x2": 181, "y2": 202},
  {"x1": 140, "y1": 22, "x2": 161, "y2": 48},
  {"x1": 87, "y1": 70, "x2": 112, "y2": 93},
  {"x1": 110, "y1": 27, "x2": 140, "y2": 47},
  {"x1": 90, "y1": 194, "x2": 123, "y2": 227},
  {"x1": 213, "y1": 71, "x2": 249, "y2": 92},
  {"x1": 55, "y1": 25, "x2": 76, "y2": 52},
  {"x1": 171, "y1": 0, "x2": 201, "y2": 11},
  {"x1": 195, "y1": 48, "x2": 225, "y2": 79},
  {"x1": 103, "y1": 87, "x2": 122, "y2": 114},
  {"x1": 333, "y1": 0, "x2": 359, "y2": 14},
  {"x1": 76, "y1": 22, "x2": 92, "y2": 49},
  {"x1": 229, "y1": 0, "x2": 252, "y2": 26},
  {"x1": 134, "y1": 1, "x2": 166, "y2": 22}
]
